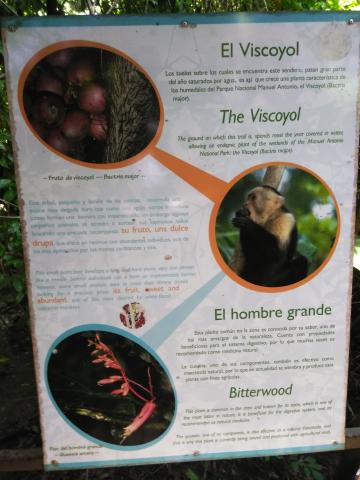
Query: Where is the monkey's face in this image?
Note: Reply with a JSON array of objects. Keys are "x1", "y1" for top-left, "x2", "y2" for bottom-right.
[{"x1": 245, "y1": 187, "x2": 283, "y2": 224}]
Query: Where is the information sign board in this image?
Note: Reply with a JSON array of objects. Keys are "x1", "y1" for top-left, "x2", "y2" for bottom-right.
[{"x1": 2, "y1": 12, "x2": 360, "y2": 470}]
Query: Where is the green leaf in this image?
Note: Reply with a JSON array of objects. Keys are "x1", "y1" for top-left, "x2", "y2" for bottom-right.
[
  {"x1": 3, "y1": 188, "x2": 17, "y2": 202},
  {"x1": 15, "y1": 290, "x2": 26, "y2": 303},
  {"x1": 12, "y1": 276, "x2": 25, "y2": 293},
  {"x1": 0, "y1": 158, "x2": 11, "y2": 168},
  {"x1": 0, "y1": 356, "x2": 9, "y2": 365},
  {"x1": 0, "y1": 179, "x2": 11, "y2": 190},
  {"x1": 312, "y1": 470, "x2": 325, "y2": 480},
  {"x1": 185, "y1": 468, "x2": 200, "y2": 480}
]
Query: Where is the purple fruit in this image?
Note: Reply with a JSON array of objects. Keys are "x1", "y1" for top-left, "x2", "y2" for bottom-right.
[
  {"x1": 46, "y1": 49, "x2": 73, "y2": 69},
  {"x1": 89, "y1": 114, "x2": 107, "y2": 140},
  {"x1": 67, "y1": 58, "x2": 96, "y2": 86},
  {"x1": 46, "y1": 128, "x2": 72, "y2": 155},
  {"x1": 32, "y1": 93, "x2": 65, "y2": 127},
  {"x1": 35, "y1": 72, "x2": 64, "y2": 97},
  {"x1": 61, "y1": 110, "x2": 90, "y2": 141},
  {"x1": 78, "y1": 83, "x2": 107, "y2": 114}
]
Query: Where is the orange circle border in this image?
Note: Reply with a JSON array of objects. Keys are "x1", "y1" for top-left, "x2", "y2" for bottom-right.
[
  {"x1": 18, "y1": 40, "x2": 164, "y2": 169},
  {"x1": 209, "y1": 161, "x2": 341, "y2": 293}
]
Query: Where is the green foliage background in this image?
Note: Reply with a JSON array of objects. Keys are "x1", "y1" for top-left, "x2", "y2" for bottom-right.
[
  {"x1": 216, "y1": 167, "x2": 338, "y2": 274},
  {"x1": 0, "y1": 2, "x2": 359, "y2": 480}
]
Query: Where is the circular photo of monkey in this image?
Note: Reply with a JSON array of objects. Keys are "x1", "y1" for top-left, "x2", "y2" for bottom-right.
[
  {"x1": 46, "y1": 326, "x2": 175, "y2": 448},
  {"x1": 20, "y1": 42, "x2": 161, "y2": 166},
  {"x1": 212, "y1": 163, "x2": 339, "y2": 291}
]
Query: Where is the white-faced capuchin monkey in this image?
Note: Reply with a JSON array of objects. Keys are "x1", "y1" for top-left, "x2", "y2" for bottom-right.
[{"x1": 230, "y1": 185, "x2": 308, "y2": 287}]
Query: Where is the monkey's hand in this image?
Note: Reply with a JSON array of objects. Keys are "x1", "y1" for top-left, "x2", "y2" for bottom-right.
[
  {"x1": 237, "y1": 206, "x2": 250, "y2": 217},
  {"x1": 232, "y1": 215, "x2": 251, "y2": 228},
  {"x1": 232, "y1": 207, "x2": 250, "y2": 228}
]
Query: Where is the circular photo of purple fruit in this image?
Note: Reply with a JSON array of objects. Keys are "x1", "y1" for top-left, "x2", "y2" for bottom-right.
[{"x1": 22, "y1": 44, "x2": 161, "y2": 165}]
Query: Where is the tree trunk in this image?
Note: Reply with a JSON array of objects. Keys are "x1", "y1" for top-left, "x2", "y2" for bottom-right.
[
  {"x1": 262, "y1": 166, "x2": 285, "y2": 190},
  {"x1": 46, "y1": 0, "x2": 62, "y2": 15}
]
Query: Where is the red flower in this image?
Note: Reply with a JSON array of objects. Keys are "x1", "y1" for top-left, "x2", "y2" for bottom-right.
[
  {"x1": 88, "y1": 333, "x2": 156, "y2": 442},
  {"x1": 92, "y1": 355, "x2": 108, "y2": 364},
  {"x1": 97, "y1": 375, "x2": 121, "y2": 385},
  {"x1": 111, "y1": 383, "x2": 130, "y2": 396},
  {"x1": 122, "y1": 401, "x2": 156, "y2": 442}
]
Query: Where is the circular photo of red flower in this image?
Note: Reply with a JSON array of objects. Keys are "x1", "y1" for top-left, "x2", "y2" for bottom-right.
[{"x1": 46, "y1": 327, "x2": 175, "y2": 447}]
